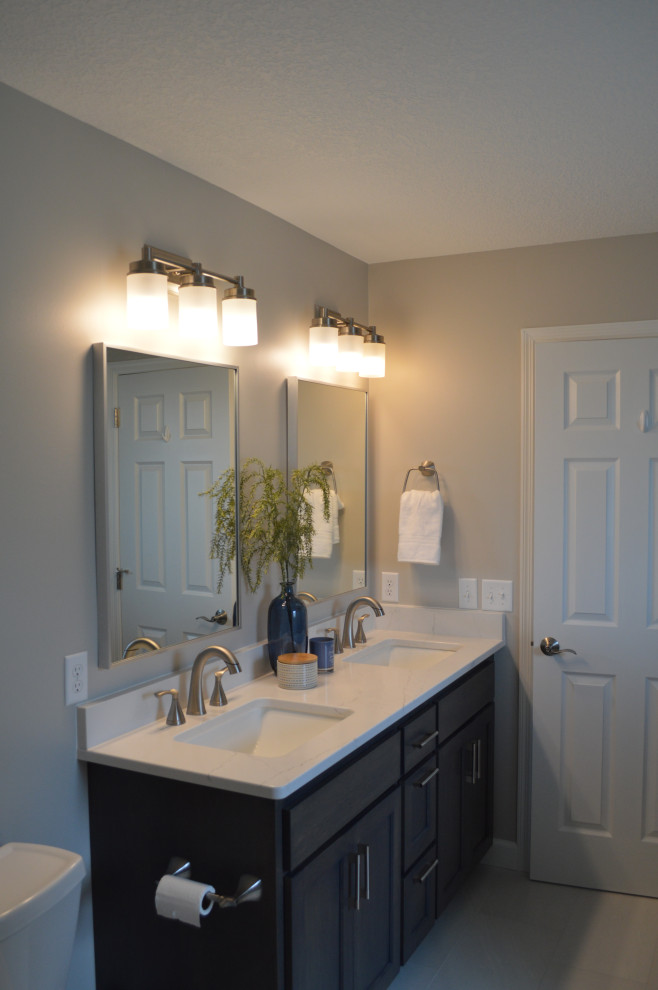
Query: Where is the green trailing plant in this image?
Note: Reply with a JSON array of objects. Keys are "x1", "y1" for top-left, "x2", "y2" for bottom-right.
[
  {"x1": 201, "y1": 457, "x2": 331, "y2": 594},
  {"x1": 201, "y1": 466, "x2": 237, "y2": 595}
]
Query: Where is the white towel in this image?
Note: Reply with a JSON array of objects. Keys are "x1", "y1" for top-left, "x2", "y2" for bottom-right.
[
  {"x1": 307, "y1": 489, "x2": 343, "y2": 558},
  {"x1": 332, "y1": 492, "x2": 344, "y2": 544},
  {"x1": 397, "y1": 489, "x2": 444, "y2": 565}
]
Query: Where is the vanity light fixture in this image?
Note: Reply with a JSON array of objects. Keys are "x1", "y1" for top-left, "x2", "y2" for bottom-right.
[
  {"x1": 308, "y1": 306, "x2": 339, "y2": 367},
  {"x1": 336, "y1": 319, "x2": 364, "y2": 373},
  {"x1": 359, "y1": 329, "x2": 386, "y2": 378},
  {"x1": 127, "y1": 244, "x2": 258, "y2": 345},
  {"x1": 309, "y1": 305, "x2": 386, "y2": 377}
]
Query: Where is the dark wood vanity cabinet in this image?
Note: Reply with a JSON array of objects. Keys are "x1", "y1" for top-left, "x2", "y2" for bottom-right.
[
  {"x1": 86, "y1": 657, "x2": 494, "y2": 990},
  {"x1": 437, "y1": 662, "x2": 495, "y2": 913},
  {"x1": 288, "y1": 788, "x2": 401, "y2": 990}
]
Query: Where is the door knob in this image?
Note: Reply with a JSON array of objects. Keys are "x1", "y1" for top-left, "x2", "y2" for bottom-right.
[{"x1": 540, "y1": 636, "x2": 577, "y2": 657}]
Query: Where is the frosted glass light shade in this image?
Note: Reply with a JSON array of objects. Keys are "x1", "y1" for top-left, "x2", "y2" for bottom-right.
[
  {"x1": 309, "y1": 323, "x2": 338, "y2": 366},
  {"x1": 336, "y1": 332, "x2": 364, "y2": 372},
  {"x1": 222, "y1": 296, "x2": 258, "y2": 346},
  {"x1": 126, "y1": 271, "x2": 169, "y2": 331},
  {"x1": 359, "y1": 339, "x2": 386, "y2": 378},
  {"x1": 179, "y1": 282, "x2": 218, "y2": 337}
]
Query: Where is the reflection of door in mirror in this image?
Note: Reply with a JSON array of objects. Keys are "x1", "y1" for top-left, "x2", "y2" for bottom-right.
[
  {"x1": 94, "y1": 345, "x2": 239, "y2": 667},
  {"x1": 288, "y1": 378, "x2": 367, "y2": 602}
]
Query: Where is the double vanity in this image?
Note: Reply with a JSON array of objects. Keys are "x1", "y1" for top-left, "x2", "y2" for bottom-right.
[{"x1": 78, "y1": 606, "x2": 503, "y2": 989}]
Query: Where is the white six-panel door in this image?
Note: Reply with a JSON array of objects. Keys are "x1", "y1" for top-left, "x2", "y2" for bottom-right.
[
  {"x1": 116, "y1": 364, "x2": 233, "y2": 653},
  {"x1": 530, "y1": 334, "x2": 658, "y2": 895}
]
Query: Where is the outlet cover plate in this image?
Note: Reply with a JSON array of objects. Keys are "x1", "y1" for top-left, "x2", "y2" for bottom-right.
[
  {"x1": 481, "y1": 579, "x2": 513, "y2": 612},
  {"x1": 458, "y1": 578, "x2": 478, "y2": 609},
  {"x1": 381, "y1": 571, "x2": 399, "y2": 602},
  {"x1": 65, "y1": 651, "x2": 88, "y2": 705}
]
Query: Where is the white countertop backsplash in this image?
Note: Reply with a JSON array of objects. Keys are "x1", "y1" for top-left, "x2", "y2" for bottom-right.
[{"x1": 78, "y1": 606, "x2": 504, "y2": 799}]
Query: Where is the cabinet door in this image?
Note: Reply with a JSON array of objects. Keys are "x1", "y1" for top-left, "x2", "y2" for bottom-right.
[
  {"x1": 288, "y1": 789, "x2": 401, "y2": 990},
  {"x1": 352, "y1": 790, "x2": 401, "y2": 990},
  {"x1": 437, "y1": 704, "x2": 494, "y2": 912}
]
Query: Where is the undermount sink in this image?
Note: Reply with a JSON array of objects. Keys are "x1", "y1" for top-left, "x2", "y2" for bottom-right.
[
  {"x1": 344, "y1": 638, "x2": 458, "y2": 671},
  {"x1": 175, "y1": 699, "x2": 353, "y2": 758}
]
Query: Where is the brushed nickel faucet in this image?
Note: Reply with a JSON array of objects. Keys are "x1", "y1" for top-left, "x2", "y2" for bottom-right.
[
  {"x1": 187, "y1": 646, "x2": 242, "y2": 716},
  {"x1": 342, "y1": 596, "x2": 385, "y2": 649}
]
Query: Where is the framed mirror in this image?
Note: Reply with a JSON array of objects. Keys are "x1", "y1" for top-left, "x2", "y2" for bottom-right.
[
  {"x1": 287, "y1": 377, "x2": 367, "y2": 602},
  {"x1": 93, "y1": 344, "x2": 239, "y2": 667}
]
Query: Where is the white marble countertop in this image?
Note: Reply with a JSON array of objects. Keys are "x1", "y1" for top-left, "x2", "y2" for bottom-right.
[{"x1": 78, "y1": 607, "x2": 504, "y2": 800}]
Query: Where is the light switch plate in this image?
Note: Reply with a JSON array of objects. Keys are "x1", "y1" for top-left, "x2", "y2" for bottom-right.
[
  {"x1": 481, "y1": 579, "x2": 513, "y2": 612},
  {"x1": 458, "y1": 578, "x2": 478, "y2": 609}
]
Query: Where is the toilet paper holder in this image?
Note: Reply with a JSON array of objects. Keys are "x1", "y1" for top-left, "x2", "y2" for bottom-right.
[{"x1": 165, "y1": 857, "x2": 263, "y2": 909}]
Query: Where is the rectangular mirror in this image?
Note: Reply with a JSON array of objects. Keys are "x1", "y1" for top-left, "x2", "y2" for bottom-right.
[
  {"x1": 93, "y1": 344, "x2": 239, "y2": 667},
  {"x1": 287, "y1": 377, "x2": 367, "y2": 602}
]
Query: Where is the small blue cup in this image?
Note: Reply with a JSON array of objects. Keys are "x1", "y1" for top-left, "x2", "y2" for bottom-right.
[{"x1": 309, "y1": 636, "x2": 335, "y2": 673}]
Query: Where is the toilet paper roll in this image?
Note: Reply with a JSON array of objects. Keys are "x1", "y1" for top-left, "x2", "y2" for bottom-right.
[{"x1": 154, "y1": 874, "x2": 215, "y2": 927}]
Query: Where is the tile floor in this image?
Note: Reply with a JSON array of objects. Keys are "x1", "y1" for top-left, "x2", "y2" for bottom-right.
[{"x1": 390, "y1": 865, "x2": 658, "y2": 989}]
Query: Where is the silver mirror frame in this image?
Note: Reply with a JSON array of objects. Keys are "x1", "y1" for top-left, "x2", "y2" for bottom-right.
[
  {"x1": 287, "y1": 376, "x2": 368, "y2": 603},
  {"x1": 92, "y1": 343, "x2": 240, "y2": 667}
]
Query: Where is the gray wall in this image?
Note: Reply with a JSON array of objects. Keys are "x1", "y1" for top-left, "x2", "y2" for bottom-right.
[
  {"x1": 0, "y1": 83, "x2": 367, "y2": 988},
  {"x1": 3, "y1": 78, "x2": 658, "y2": 988},
  {"x1": 368, "y1": 234, "x2": 658, "y2": 844}
]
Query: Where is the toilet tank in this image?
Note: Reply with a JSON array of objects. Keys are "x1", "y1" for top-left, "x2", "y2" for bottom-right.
[{"x1": 0, "y1": 843, "x2": 85, "y2": 990}]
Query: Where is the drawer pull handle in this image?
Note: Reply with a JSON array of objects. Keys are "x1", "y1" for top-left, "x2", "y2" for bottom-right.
[
  {"x1": 414, "y1": 858, "x2": 439, "y2": 884},
  {"x1": 413, "y1": 729, "x2": 438, "y2": 749},
  {"x1": 414, "y1": 766, "x2": 439, "y2": 789}
]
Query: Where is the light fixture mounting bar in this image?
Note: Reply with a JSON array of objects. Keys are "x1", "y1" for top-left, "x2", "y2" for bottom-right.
[
  {"x1": 316, "y1": 305, "x2": 375, "y2": 336},
  {"x1": 142, "y1": 244, "x2": 243, "y2": 289}
]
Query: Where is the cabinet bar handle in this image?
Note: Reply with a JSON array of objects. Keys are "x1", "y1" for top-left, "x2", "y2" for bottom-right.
[
  {"x1": 358, "y1": 843, "x2": 370, "y2": 901},
  {"x1": 413, "y1": 729, "x2": 438, "y2": 749},
  {"x1": 354, "y1": 852, "x2": 361, "y2": 911},
  {"x1": 414, "y1": 858, "x2": 439, "y2": 884},
  {"x1": 476, "y1": 737, "x2": 482, "y2": 782},
  {"x1": 414, "y1": 766, "x2": 439, "y2": 789}
]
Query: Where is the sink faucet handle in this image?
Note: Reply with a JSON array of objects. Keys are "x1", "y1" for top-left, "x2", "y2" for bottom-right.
[
  {"x1": 326, "y1": 627, "x2": 344, "y2": 655},
  {"x1": 155, "y1": 688, "x2": 186, "y2": 726},
  {"x1": 355, "y1": 614, "x2": 369, "y2": 645},
  {"x1": 209, "y1": 669, "x2": 229, "y2": 707}
]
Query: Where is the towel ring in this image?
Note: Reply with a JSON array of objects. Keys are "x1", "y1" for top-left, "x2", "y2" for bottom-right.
[
  {"x1": 402, "y1": 460, "x2": 440, "y2": 493},
  {"x1": 320, "y1": 460, "x2": 338, "y2": 493}
]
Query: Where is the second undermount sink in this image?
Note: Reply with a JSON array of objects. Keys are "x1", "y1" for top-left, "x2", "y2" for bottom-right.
[
  {"x1": 175, "y1": 699, "x2": 353, "y2": 758},
  {"x1": 344, "y1": 638, "x2": 458, "y2": 671}
]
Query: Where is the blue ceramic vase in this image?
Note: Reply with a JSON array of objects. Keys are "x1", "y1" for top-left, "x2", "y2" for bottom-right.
[{"x1": 267, "y1": 581, "x2": 307, "y2": 673}]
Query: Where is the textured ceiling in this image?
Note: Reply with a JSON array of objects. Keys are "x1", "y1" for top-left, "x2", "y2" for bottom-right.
[{"x1": 1, "y1": 0, "x2": 657, "y2": 263}]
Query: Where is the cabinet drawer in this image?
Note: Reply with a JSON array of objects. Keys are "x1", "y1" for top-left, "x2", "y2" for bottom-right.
[
  {"x1": 286, "y1": 731, "x2": 401, "y2": 871},
  {"x1": 403, "y1": 754, "x2": 438, "y2": 872},
  {"x1": 438, "y1": 659, "x2": 494, "y2": 743},
  {"x1": 403, "y1": 703, "x2": 438, "y2": 773},
  {"x1": 401, "y1": 848, "x2": 438, "y2": 964}
]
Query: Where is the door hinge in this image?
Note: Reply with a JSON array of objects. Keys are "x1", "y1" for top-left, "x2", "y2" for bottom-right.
[{"x1": 114, "y1": 407, "x2": 120, "y2": 428}]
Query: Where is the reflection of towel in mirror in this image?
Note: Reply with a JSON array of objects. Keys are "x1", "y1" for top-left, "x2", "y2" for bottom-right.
[
  {"x1": 307, "y1": 489, "x2": 344, "y2": 558},
  {"x1": 397, "y1": 490, "x2": 444, "y2": 565}
]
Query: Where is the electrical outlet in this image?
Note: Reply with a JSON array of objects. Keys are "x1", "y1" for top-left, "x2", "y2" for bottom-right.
[
  {"x1": 381, "y1": 571, "x2": 399, "y2": 602},
  {"x1": 352, "y1": 570, "x2": 366, "y2": 589},
  {"x1": 458, "y1": 578, "x2": 478, "y2": 609},
  {"x1": 481, "y1": 579, "x2": 513, "y2": 612},
  {"x1": 65, "y1": 651, "x2": 88, "y2": 705}
]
